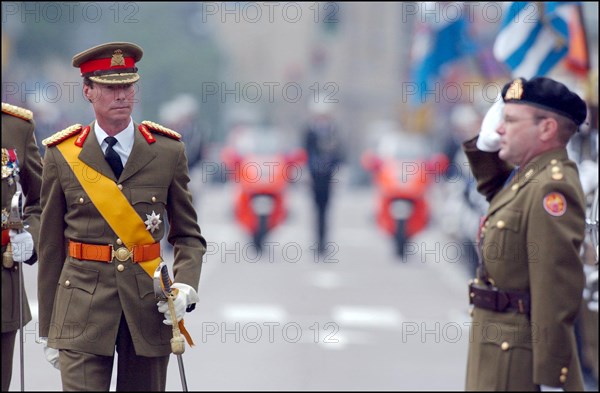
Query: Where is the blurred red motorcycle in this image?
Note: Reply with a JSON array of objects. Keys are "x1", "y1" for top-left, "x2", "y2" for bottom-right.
[
  {"x1": 221, "y1": 126, "x2": 306, "y2": 251},
  {"x1": 361, "y1": 123, "x2": 449, "y2": 257}
]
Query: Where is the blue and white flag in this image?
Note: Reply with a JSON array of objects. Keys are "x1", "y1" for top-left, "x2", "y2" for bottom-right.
[
  {"x1": 493, "y1": 2, "x2": 575, "y2": 78},
  {"x1": 410, "y1": 2, "x2": 475, "y2": 106}
]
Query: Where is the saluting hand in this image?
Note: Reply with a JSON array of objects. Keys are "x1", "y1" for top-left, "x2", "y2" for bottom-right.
[{"x1": 476, "y1": 94, "x2": 504, "y2": 153}]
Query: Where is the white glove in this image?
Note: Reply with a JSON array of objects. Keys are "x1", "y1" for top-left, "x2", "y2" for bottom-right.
[
  {"x1": 540, "y1": 384, "x2": 563, "y2": 391},
  {"x1": 476, "y1": 94, "x2": 504, "y2": 152},
  {"x1": 9, "y1": 229, "x2": 34, "y2": 262},
  {"x1": 156, "y1": 283, "x2": 199, "y2": 326},
  {"x1": 37, "y1": 337, "x2": 60, "y2": 370}
]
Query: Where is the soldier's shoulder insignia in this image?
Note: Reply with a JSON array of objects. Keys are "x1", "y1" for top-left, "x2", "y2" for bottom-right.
[
  {"x1": 547, "y1": 158, "x2": 565, "y2": 181},
  {"x1": 42, "y1": 124, "x2": 84, "y2": 147},
  {"x1": 543, "y1": 191, "x2": 567, "y2": 217},
  {"x1": 138, "y1": 123, "x2": 156, "y2": 144},
  {"x1": 140, "y1": 120, "x2": 181, "y2": 141},
  {"x1": 2, "y1": 102, "x2": 33, "y2": 121}
]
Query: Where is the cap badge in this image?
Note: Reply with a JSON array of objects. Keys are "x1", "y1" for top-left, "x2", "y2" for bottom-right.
[
  {"x1": 504, "y1": 79, "x2": 524, "y2": 100},
  {"x1": 111, "y1": 49, "x2": 126, "y2": 67},
  {"x1": 543, "y1": 192, "x2": 567, "y2": 217}
]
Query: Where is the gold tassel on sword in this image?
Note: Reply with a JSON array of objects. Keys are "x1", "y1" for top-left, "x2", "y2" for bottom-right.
[{"x1": 154, "y1": 261, "x2": 189, "y2": 391}]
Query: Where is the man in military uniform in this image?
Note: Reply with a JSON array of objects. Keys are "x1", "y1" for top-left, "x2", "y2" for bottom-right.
[
  {"x1": 463, "y1": 77, "x2": 588, "y2": 391},
  {"x1": 37, "y1": 42, "x2": 207, "y2": 391},
  {"x1": 1, "y1": 102, "x2": 43, "y2": 391}
]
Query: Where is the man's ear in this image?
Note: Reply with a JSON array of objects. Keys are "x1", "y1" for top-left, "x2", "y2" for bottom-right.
[
  {"x1": 83, "y1": 85, "x2": 93, "y2": 103},
  {"x1": 539, "y1": 117, "x2": 558, "y2": 143}
]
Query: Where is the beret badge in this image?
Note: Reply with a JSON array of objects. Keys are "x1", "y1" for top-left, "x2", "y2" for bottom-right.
[{"x1": 504, "y1": 79, "x2": 524, "y2": 101}]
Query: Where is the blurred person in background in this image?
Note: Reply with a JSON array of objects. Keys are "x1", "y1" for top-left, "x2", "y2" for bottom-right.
[
  {"x1": 463, "y1": 77, "x2": 588, "y2": 391},
  {"x1": 37, "y1": 42, "x2": 206, "y2": 391},
  {"x1": 303, "y1": 101, "x2": 344, "y2": 255},
  {"x1": 1, "y1": 102, "x2": 43, "y2": 391}
]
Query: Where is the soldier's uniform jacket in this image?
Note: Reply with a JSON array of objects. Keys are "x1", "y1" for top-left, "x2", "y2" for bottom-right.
[
  {"x1": 38, "y1": 121, "x2": 206, "y2": 357},
  {"x1": 1, "y1": 103, "x2": 42, "y2": 333},
  {"x1": 464, "y1": 136, "x2": 586, "y2": 391}
]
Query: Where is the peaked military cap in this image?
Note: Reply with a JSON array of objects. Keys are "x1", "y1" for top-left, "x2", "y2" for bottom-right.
[
  {"x1": 72, "y1": 42, "x2": 143, "y2": 85},
  {"x1": 501, "y1": 77, "x2": 587, "y2": 126}
]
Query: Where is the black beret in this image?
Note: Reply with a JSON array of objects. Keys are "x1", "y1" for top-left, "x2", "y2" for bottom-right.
[{"x1": 501, "y1": 77, "x2": 587, "y2": 126}]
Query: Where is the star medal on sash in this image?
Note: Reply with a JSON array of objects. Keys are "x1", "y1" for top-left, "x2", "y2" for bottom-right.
[{"x1": 145, "y1": 211, "x2": 162, "y2": 233}]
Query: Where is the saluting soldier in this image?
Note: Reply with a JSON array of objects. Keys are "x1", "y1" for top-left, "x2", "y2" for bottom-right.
[
  {"x1": 37, "y1": 42, "x2": 207, "y2": 391},
  {"x1": 463, "y1": 77, "x2": 588, "y2": 391},
  {"x1": 1, "y1": 103, "x2": 43, "y2": 391}
]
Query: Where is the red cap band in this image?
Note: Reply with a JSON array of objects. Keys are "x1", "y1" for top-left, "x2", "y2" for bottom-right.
[{"x1": 80, "y1": 57, "x2": 136, "y2": 74}]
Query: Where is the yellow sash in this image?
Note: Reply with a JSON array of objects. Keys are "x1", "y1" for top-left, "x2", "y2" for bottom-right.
[{"x1": 56, "y1": 135, "x2": 194, "y2": 346}]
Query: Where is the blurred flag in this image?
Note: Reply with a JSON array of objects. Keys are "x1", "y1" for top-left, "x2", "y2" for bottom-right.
[
  {"x1": 493, "y1": 2, "x2": 584, "y2": 78},
  {"x1": 564, "y1": 4, "x2": 589, "y2": 78},
  {"x1": 410, "y1": 2, "x2": 475, "y2": 106}
]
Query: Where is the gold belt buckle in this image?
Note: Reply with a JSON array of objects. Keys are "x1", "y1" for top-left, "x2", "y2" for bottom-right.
[{"x1": 112, "y1": 246, "x2": 132, "y2": 262}]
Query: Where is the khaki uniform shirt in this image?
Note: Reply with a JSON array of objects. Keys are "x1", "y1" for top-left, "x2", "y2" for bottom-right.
[
  {"x1": 1, "y1": 107, "x2": 42, "y2": 333},
  {"x1": 464, "y1": 136, "x2": 585, "y2": 391},
  {"x1": 38, "y1": 122, "x2": 206, "y2": 357}
]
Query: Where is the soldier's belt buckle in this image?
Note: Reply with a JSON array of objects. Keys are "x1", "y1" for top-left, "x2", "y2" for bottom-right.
[{"x1": 112, "y1": 246, "x2": 132, "y2": 262}]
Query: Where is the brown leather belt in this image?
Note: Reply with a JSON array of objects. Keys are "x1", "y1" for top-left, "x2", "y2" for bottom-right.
[
  {"x1": 469, "y1": 282, "x2": 531, "y2": 314},
  {"x1": 68, "y1": 240, "x2": 161, "y2": 263},
  {"x1": 1, "y1": 229, "x2": 9, "y2": 247}
]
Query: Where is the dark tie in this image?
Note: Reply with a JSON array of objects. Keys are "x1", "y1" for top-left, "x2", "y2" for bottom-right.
[{"x1": 104, "y1": 136, "x2": 123, "y2": 179}]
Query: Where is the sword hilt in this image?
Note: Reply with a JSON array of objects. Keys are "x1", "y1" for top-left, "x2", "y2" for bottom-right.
[
  {"x1": 153, "y1": 262, "x2": 185, "y2": 355},
  {"x1": 8, "y1": 191, "x2": 25, "y2": 232},
  {"x1": 161, "y1": 265, "x2": 172, "y2": 294}
]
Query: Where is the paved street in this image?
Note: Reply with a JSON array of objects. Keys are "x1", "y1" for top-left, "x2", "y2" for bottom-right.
[{"x1": 11, "y1": 166, "x2": 473, "y2": 391}]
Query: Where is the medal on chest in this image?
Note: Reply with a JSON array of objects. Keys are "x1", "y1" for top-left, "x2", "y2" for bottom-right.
[
  {"x1": 145, "y1": 211, "x2": 162, "y2": 233},
  {"x1": 1, "y1": 148, "x2": 19, "y2": 186}
]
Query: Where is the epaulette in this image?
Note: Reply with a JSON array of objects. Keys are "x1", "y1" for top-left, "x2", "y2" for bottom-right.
[
  {"x1": 42, "y1": 124, "x2": 83, "y2": 147},
  {"x1": 2, "y1": 102, "x2": 33, "y2": 121},
  {"x1": 141, "y1": 120, "x2": 181, "y2": 141}
]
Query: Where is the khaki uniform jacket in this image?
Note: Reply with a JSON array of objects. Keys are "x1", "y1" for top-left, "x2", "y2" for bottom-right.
[
  {"x1": 1, "y1": 107, "x2": 42, "y2": 333},
  {"x1": 464, "y1": 136, "x2": 585, "y2": 391},
  {"x1": 38, "y1": 122, "x2": 206, "y2": 357}
]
